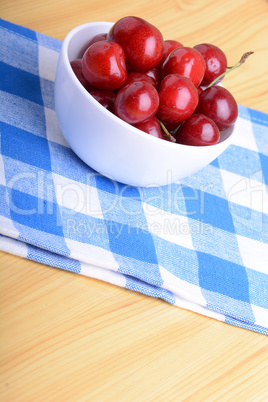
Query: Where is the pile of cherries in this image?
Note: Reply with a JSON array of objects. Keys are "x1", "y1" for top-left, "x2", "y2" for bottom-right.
[{"x1": 71, "y1": 16, "x2": 251, "y2": 146}]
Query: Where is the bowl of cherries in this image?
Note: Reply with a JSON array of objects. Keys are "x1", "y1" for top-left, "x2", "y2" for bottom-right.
[{"x1": 55, "y1": 17, "x2": 251, "y2": 187}]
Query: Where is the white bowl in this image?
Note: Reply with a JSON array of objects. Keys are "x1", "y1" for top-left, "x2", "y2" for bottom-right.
[{"x1": 54, "y1": 21, "x2": 238, "y2": 187}]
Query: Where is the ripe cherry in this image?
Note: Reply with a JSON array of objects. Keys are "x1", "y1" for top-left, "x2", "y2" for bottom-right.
[
  {"x1": 156, "y1": 74, "x2": 199, "y2": 124},
  {"x1": 175, "y1": 114, "x2": 220, "y2": 146},
  {"x1": 70, "y1": 59, "x2": 96, "y2": 92},
  {"x1": 90, "y1": 90, "x2": 115, "y2": 112},
  {"x1": 108, "y1": 16, "x2": 143, "y2": 47},
  {"x1": 124, "y1": 72, "x2": 157, "y2": 89},
  {"x1": 114, "y1": 81, "x2": 159, "y2": 124},
  {"x1": 196, "y1": 85, "x2": 238, "y2": 131},
  {"x1": 82, "y1": 40, "x2": 127, "y2": 91},
  {"x1": 194, "y1": 43, "x2": 227, "y2": 86},
  {"x1": 162, "y1": 47, "x2": 206, "y2": 87},
  {"x1": 80, "y1": 33, "x2": 108, "y2": 57},
  {"x1": 133, "y1": 116, "x2": 167, "y2": 140},
  {"x1": 108, "y1": 16, "x2": 164, "y2": 72},
  {"x1": 144, "y1": 68, "x2": 162, "y2": 89},
  {"x1": 158, "y1": 39, "x2": 183, "y2": 68}
]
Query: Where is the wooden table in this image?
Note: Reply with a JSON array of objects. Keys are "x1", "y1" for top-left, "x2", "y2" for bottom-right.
[{"x1": 1, "y1": 1, "x2": 268, "y2": 400}]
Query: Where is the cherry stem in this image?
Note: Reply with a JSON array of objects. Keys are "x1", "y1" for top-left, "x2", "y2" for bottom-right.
[
  {"x1": 158, "y1": 119, "x2": 176, "y2": 142},
  {"x1": 172, "y1": 124, "x2": 181, "y2": 135},
  {"x1": 206, "y1": 51, "x2": 254, "y2": 89}
]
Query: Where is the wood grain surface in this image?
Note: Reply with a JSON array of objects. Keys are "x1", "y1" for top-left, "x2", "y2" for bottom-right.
[{"x1": 1, "y1": 1, "x2": 268, "y2": 401}]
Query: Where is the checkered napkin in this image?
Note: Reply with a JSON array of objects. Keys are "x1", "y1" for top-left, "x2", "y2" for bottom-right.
[{"x1": 1, "y1": 19, "x2": 268, "y2": 334}]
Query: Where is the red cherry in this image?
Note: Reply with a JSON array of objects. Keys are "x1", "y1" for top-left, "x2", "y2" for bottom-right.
[
  {"x1": 196, "y1": 85, "x2": 238, "y2": 131},
  {"x1": 80, "y1": 33, "x2": 108, "y2": 57},
  {"x1": 133, "y1": 116, "x2": 166, "y2": 140},
  {"x1": 124, "y1": 22, "x2": 163, "y2": 72},
  {"x1": 114, "y1": 81, "x2": 159, "y2": 124},
  {"x1": 82, "y1": 40, "x2": 127, "y2": 91},
  {"x1": 194, "y1": 43, "x2": 227, "y2": 86},
  {"x1": 175, "y1": 114, "x2": 220, "y2": 146},
  {"x1": 124, "y1": 72, "x2": 157, "y2": 89},
  {"x1": 89, "y1": 90, "x2": 115, "y2": 112},
  {"x1": 108, "y1": 16, "x2": 164, "y2": 72},
  {"x1": 144, "y1": 68, "x2": 162, "y2": 89},
  {"x1": 156, "y1": 74, "x2": 199, "y2": 124},
  {"x1": 158, "y1": 39, "x2": 183, "y2": 68},
  {"x1": 108, "y1": 16, "x2": 143, "y2": 47},
  {"x1": 70, "y1": 59, "x2": 96, "y2": 92},
  {"x1": 162, "y1": 46, "x2": 206, "y2": 87}
]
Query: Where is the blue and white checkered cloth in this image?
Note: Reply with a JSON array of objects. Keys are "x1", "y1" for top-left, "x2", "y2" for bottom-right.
[{"x1": 1, "y1": 19, "x2": 268, "y2": 334}]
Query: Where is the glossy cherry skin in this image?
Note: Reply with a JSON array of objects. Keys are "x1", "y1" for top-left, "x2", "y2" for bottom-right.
[
  {"x1": 108, "y1": 16, "x2": 143, "y2": 47},
  {"x1": 158, "y1": 39, "x2": 183, "y2": 69},
  {"x1": 156, "y1": 74, "x2": 199, "y2": 124},
  {"x1": 90, "y1": 90, "x2": 115, "y2": 112},
  {"x1": 70, "y1": 59, "x2": 96, "y2": 92},
  {"x1": 162, "y1": 46, "x2": 206, "y2": 87},
  {"x1": 175, "y1": 114, "x2": 220, "y2": 146},
  {"x1": 133, "y1": 116, "x2": 166, "y2": 140},
  {"x1": 114, "y1": 81, "x2": 159, "y2": 124},
  {"x1": 127, "y1": 67, "x2": 161, "y2": 88},
  {"x1": 108, "y1": 16, "x2": 164, "y2": 72},
  {"x1": 124, "y1": 72, "x2": 157, "y2": 88},
  {"x1": 194, "y1": 43, "x2": 227, "y2": 86},
  {"x1": 145, "y1": 68, "x2": 162, "y2": 89},
  {"x1": 82, "y1": 40, "x2": 127, "y2": 91},
  {"x1": 80, "y1": 33, "x2": 108, "y2": 57},
  {"x1": 196, "y1": 85, "x2": 238, "y2": 131}
]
